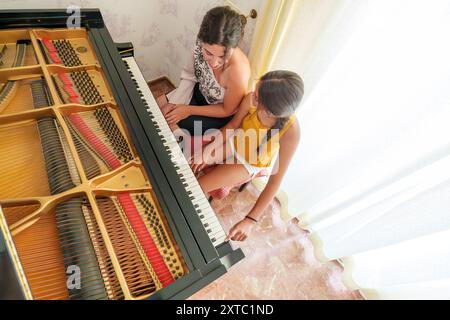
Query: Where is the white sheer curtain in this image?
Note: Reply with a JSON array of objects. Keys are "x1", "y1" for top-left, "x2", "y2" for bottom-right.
[{"x1": 264, "y1": 0, "x2": 450, "y2": 299}]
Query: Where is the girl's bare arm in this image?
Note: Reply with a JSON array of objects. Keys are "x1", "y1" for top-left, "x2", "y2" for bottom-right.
[{"x1": 247, "y1": 120, "x2": 301, "y2": 221}]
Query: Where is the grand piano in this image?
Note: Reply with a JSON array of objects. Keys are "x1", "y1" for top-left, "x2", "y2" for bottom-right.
[{"x1": 0, "y1": 9, "x2": 244, "y2": 300}]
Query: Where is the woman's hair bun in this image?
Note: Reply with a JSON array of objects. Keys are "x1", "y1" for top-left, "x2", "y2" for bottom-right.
[
  {"x1": 240, "y1": 14, "x2": 248, "y2": 29},
  {"x1": 198, "y1": 6, "x2": 247, "y2": 49}
]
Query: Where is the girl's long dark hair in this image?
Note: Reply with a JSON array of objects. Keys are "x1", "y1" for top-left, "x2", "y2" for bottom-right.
[
  {"x1": 197, "y1": 6, "x2": 247, "y2": 59},
  {"x1": 256, "y1": 70, "x2": 304, "y2": 154}
]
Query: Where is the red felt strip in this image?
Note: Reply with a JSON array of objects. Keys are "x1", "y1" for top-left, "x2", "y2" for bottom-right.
[
  {"x1": 67, "y1": 94, "x2": 174, "y2": 286},
  {"x1": 68, "y1": 113, "x2": 122, "y2": 169},
  {"x1": 117, "y1": 193, "x2": 175, "y2": 286},
  {"x1": 63, "y1": 85, "x2": 78, "y2": 98},
  {"x1": 70, "y1": 97, "x2": 80, "y2": 104},
  {"x1": 42, "y1": 37, "x2": 56, "y2": 52},
  {"x1": 49, "y1": 51, "x2": 61, "y2": 64},
  {"x1": 42, "y1": 38, "x2": 61, "y2": 64},
  {"x1": 58, "y1": 73, "x2": 72, "y2": 85}
]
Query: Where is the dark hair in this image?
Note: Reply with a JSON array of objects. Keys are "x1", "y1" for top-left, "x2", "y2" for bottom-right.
[
  {"x1": 259, "y1": 70, "x2": 304, "y2": 130},
  {"x1": 256, "y1": 70, "x2": 304, "y2": 153},
  {"x1": 197, "y1": 6, "x2": 247, "y2": 55}
]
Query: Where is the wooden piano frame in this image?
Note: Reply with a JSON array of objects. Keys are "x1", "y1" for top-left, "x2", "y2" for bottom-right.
[{"x1": 0, "y1": 9, "x2": 244, "y2": 300}]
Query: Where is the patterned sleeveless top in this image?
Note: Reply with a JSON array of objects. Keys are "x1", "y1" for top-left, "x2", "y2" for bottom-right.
[{"x1": 193, "y1": 40, "x2": 226, "y2": 104}]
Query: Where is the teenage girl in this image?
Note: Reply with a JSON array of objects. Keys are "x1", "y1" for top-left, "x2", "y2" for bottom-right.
[{"x1": 190, "y1": 70, "x2": 304, "y2": 241}]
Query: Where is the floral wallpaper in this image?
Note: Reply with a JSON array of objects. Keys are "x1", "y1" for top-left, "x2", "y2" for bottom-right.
[{"x1": 0, "y1": 0, "x2": 262, "y2": 84}]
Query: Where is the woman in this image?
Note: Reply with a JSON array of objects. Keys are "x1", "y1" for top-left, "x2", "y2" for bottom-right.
[
  {"x1": 157, "y1": 6, "x2": 251, "y2": 135},
  {"x1": 190, "y1": 70, "x2": 304, "y2": 241}
]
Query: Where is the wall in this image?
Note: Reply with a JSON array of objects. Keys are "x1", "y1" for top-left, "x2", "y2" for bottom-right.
[{"x1": 0, "y1": 0, "x2": 262, "y2": 83}]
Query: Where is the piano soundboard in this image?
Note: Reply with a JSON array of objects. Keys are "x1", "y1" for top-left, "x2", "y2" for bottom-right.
[{"x1": 0, "y1": 9, "x2": 244, "y2": 300}]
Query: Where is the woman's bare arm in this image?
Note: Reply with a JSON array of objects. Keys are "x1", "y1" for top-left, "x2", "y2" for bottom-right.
[
  {"x1": 167, "y1": 63, "x2": 250, "y2": 124},
  {"x1": 204, "y1": 92, "x2": 253, "y2": 144},
  {"x1": 190, "y1": 61, "x2": 251, "y2": 118},
  {"x1": 189, "y1": 82, "x2": 247, "y2": 119}
]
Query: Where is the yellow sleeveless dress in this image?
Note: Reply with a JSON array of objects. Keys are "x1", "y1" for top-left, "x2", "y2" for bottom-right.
[{"x1": 233, "y1": 106, "x2": 296, "y2": 168}]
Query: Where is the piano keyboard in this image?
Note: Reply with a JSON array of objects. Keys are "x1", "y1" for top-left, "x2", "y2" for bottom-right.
[{"x1": 122, "y1": 56, "x2": 227, "y2": 246}]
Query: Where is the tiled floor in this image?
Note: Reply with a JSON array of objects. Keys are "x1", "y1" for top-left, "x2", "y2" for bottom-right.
[
  {"x1": 189, "y1": 185, "x2": 362, "y2": 300},
  {"x1": 148, "y1": 79, "x2": 362, "y2": 300}
]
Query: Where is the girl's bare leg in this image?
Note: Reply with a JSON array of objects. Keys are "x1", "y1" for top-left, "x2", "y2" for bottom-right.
[
  {"x1": 198, "y1": 163, "x2": 251, "y2": 194},
  {"x1": 211, "y1": 136, "x2": 234, "y2": 164},
  {"x1": 198, "y1": 137, "x2": 249, "y2": 193}
]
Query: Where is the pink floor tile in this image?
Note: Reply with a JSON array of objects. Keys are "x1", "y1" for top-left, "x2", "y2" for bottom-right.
[{"x1": 189, "y1": 185, "x2": 362, "y2": 300}]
